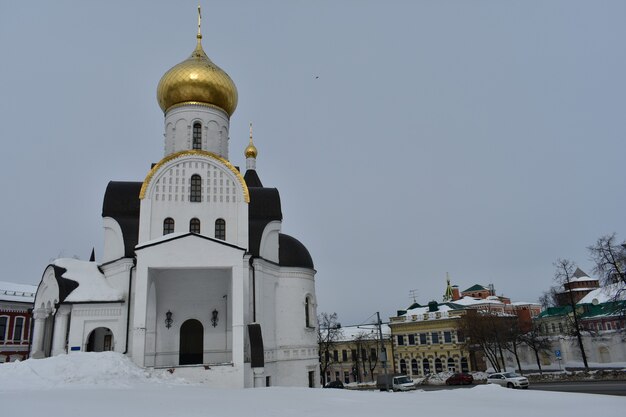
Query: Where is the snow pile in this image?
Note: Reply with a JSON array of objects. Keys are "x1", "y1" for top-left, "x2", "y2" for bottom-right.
[
  {"x1": 1, "y1": 353, "x2": 625, "y2": 417},
  {"x1": 0, "y1": 352, "x2": 182, "y2": 389}
]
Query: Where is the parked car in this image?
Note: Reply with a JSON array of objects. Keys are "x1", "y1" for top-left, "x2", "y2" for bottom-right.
[
  {"x1": 445, "y1": 373, "x2": 474, "y2": 385},
  {"x1": 376, "y1": 374, "x2": 417, "y2": 391},
  {"x1": 486, "y1": 372, "x2": 529, "y2": 389},
  {"x1": 324, "y1": 380, "x2": 344, "y2": 389}
]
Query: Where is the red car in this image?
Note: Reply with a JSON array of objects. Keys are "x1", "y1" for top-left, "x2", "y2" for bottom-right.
[{"x1": 445, "y1": 373, "x2": 474, "y2": 385}]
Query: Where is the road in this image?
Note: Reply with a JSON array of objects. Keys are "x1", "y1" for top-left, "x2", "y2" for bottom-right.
[{"x1": 417, "y1": 380, "x2": 626, "y2": 396}]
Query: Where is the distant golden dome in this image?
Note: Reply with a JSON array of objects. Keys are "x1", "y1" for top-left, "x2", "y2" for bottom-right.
[
  {"x1": 245, "y1": 143, "x2": 258, "y2": 159},
  {"x1": 157, "y1": 36, "x2": 238, "y2": 116},
  {"x1": 245, "y1": 123, "x2": 257, "y2": 158}
]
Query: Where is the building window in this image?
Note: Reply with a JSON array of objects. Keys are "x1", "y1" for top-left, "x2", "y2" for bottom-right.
[
  {"x1": 558, "y1": 323, "x2": 563, "y2": 333},
  {"x1": 461, "y1": 357, "x2": 469, "y2": 372},
  {"x1": 444, "y1": 331, "x2": 452, "y2": 343},
  {"x1": 308, "y1": 371, "x2": 315, "y2": 388},
  {"x1": 215, "y1": 218, "x2": 225, "y2": 240},
  {"x1": 361, "y1": 349, "x2": 367, "y2": 361},
  {"x1": 0, "y1": 316, "x2": 7, "y2": 342},
  {"x1": 422, "y1": 358, "x2": 430, "y2": 374},
  {"x1": 351, "y1": 349, "x2": 357, "y2": 361},
  {"x1": 333, "y1": 350, "x2": 338, "y2": 362},
  {"x1": 344, "y1": 371, "x2": 350, "y2": 384},
  {"x1": 370, "y1": 348, "x2": 377, "y2": 361},
  {"x1": 408, "y1": 334, "x2": 415, "y2": 345},
  {"x1": 435, "y1": 358, "x2": 443, "y2": 373},
  {"x1": 419, "y1": 333, "x2": 427, "y2": 344},
  {"x1": 456, "y1": 331, "x2": 465, "y2": 343},
  {"x1": 189, "y1": 218, "x2": 200, "y2": 234},
  {"x1": 190, "y1": 174, "x2": 202, "y2": 202},
  {"x1": 13, "y1": 317, "x2": 24, "y2": 342},
  {"x1": 397, "y1": 335, "x2": 405, "y2": 346},
  {"x1": 305, "y1": 296, "x2": 313, "y2": 328},
  {"x1": 431, "y1": 332, "x2": 439, "y2": 344},
  {"x1": 400, "y1": 359, "x2": 407, "y2": 374},
  {"x1": 342, "y1": 350, "x2": 348, "y2": 362},
  {"x1": 163, "y1": 218, "x2": 175, "y2": 235},
  {"x1": 411, "y1": 359, "x2": 419, "y2": 375},
  {"x1": 192, "y1": 122, "x2": 202, "y2": 150},
  {"x1": 266, "y1": 376, "x2": 271, "y2": 387},
  {"x1": 447, "y1": 357, "x2": 456, "y2": 372}
]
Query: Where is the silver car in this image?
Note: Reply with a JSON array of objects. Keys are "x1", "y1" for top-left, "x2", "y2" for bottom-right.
[{"x1": 486, "y1": 372, "x2": 529, "y2": 389}]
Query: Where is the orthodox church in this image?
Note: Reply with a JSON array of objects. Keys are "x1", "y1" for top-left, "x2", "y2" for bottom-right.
[{"x1": 31, "y1": 11, "x2": 319, "y2": 388}]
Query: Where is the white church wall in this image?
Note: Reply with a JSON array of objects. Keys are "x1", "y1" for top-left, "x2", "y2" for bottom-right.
[
  {"x1": 140, "y1": 155, "x2": 249, "y2": 249},
  {"x1": 274, "y1": 269, "x2": 317, "y2": 348},
  {"x1": 66, "y1": 303, "x2": 126, "y2": 354},
  {"x1": 164, "y1": 104, "x2": 229, "y2": 158},
  {"x1": 150, "y1": 268, "x2": 232, "y2": 366},
  {"x1": 132, "y1": 235, "x2": 247, "y2": 370},
  {"x1": 252, "y1": 261, "x2": 279, "y2": 352},
  {"x1": 259, "y1": 221, "x2": 280, "y2": 263},
  {"x1": 102, "y1": 217, "x2": 125, "y2": 263}
]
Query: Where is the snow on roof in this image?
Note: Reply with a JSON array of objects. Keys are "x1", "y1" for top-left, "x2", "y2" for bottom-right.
[
  {"x1": 510, "y1": 301, "x2": 541, "y2": 307},
  {"x1": 0, "y1": 280, "x2": 37, "y2": 303},
  {"x1": 53, "y1": 258, "x2": 123, "y2": 303},
  {"x1": 405, "y1": 303, "x2": 458, "y2": 316},
  {"x1": 578, "y1": 283, "x2": 626, "y2": 305},
  {"x1": 451, "y1": 296, "x2": 504, "y2": 307}
]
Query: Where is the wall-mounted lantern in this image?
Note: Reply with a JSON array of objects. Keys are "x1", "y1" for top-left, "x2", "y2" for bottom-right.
[
  {"x1": 165, "y1": 310, "x2": 173, "y2": 329},
  {"x1": 211, "y1": 309, "x2": 219, "y2": 327}
]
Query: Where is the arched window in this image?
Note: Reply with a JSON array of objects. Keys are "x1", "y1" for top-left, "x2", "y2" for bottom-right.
[
  {"x1": 411, "y1": 359, "x2": 419, "y2": 375},
  {"x1": 422, "y1": 358, "x2": 430, "y2": 374},
  {"x1": 399, "y1": 359, "x2": 407, "y2": 374},
  {"x1": 192, "y1": 122, "x2": 202, "y2": 150},
  {"x1": 460, "y1": 357, "x2": 469, "y2": 373},
  {"x1": 190, "y1": 174, "x2": 202, "y2": 202},
  {"x1": 163, "y1": 218, "x2": 175, "y2": 235},
  {"x1": 305, "y1": 296, "x2": 312, "y2": 327},
  {"x1": 189, "y1": 218, "x2": 200, "y2": 234},
  {"x1": 447, "y1": 357, "x2": 456, "y2": 372},
  {"x1": 435, "y1": 358, "x2": 443, "y2": 373},
  {"x1": 215, "y1": 218, "x2": 225, "y2": 240}
]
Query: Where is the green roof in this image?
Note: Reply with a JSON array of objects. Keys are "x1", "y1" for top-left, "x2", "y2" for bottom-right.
[{"x1": 462, "y1": 284, "x2": 488, "y2": 293}]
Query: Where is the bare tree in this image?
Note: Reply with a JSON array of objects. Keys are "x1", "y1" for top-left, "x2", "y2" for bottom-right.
[
  {"x1": 352, "y1": 331, "x2": 380, "y2": 382},
  {"x1": 539, "y1": 286, "x2": 559, "y2": 310},
  {"x1": 588, "y1": 233, "x2": 626, "y2": 289},
  {"x1": 519, "y1": 323, "x2": 552, "y2": 375},
  {"x1": 501, "y1": 316, "x2": 525, "y2": 374},
  {"x1": 459, "y1": 310, "x2": 509, "y2": 372},
  {"x1": 553, "y1": 258, "x2": 589, "y2": 369},
  {"x1": 317, "y1": 312, "x2": 342, "y2": 385}
]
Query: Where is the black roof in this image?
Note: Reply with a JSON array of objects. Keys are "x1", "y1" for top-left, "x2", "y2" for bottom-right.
[
  {"x1": 247, "y1": 186, "x2": 282, "y2": 257},
  {"x1": 51, "y1": 265, "x2": 79, "y2": 303},
  {"x1": 244, "y1": 169, "x2": 263, "y2": 187},
  {"x1": 279, "y1": 233, "x2": 314, "y2": 269},
  {"x1": 102, "y1": 181, "x2": 141, "y2": 258}
]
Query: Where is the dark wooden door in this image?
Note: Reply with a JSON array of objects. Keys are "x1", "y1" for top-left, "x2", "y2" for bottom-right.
[{"x1": 179, "y1": 319, "x2": 203, "y2": 365}]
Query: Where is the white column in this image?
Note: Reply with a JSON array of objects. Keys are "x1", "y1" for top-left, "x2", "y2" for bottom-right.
[
  {"x1": 51, "y1": 309, "x2": 70, "y2": 356},
  {"x1": 131, "y1": 264, "x2": 149, "y2": 367},
  {"x1": 253, "y1": 367, "x2": 265, "y2": 387},
  {"x1": 30, "y1": 309, "x2": 47, "y2": 359}
]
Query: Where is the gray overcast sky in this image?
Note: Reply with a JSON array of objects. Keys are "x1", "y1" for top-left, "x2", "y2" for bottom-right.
[{"x1": 1, "y1": 1, "x2": 625, "y2": 326}]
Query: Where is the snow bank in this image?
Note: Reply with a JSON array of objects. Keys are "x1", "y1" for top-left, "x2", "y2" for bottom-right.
[
  {"x1": 0, "y1": 352, "x2": 182, "y2": 389},
  {"x1": 1, "y1": 353, "x2": 625, "y2": 417}
]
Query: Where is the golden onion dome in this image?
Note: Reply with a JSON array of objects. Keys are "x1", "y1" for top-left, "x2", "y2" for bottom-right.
[
  {"x1": 157, "y1": 35, "x2": 238, "y2": 116},
  {"x1": 245, "y1": 122, "x2": 258, "y2": 158}
]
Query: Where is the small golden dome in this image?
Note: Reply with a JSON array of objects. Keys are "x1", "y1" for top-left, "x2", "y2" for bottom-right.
[
  {"x1": 157, "y1": 36, "x2": 238, "y2": 116},
  {"x1": 245, "y1": 122, "x2": 258, "y2": 158}
]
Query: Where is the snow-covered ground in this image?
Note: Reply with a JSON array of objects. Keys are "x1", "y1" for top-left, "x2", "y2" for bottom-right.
[{"x1": 1, "y1": 353, "x2": 624, "y2": 417}]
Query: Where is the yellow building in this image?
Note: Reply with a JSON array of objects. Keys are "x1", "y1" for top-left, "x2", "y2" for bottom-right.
[
  {"x1": 321, "y1": 324, "x2": 394, "y2": 385},
  {"x1": 389, "y1": 301, "x2": 473, "y2": 376}
]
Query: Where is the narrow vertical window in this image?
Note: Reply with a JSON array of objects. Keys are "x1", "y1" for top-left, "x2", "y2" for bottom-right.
[
  {"x1": 215, "y1": 218, "x2": 225, "y2": 240},
  {"x1": 0, "y1": 317, "x2": 7, "y2": 342},
  {"x1": 189, "y1": 218, "x2": 200, "y2": 234},
  {"x1": 190, "y1": 174, "x2": 202, "y2": 202},
  {"x1": 163, "y1": 218, "x2": 175, "y2": 235},
  {"x1": 192, "y1": 122, "x2": 202, "y2": 150},
  {"x1": 13, "y1": 317, "x2": 24, "y2": 342},
  {"x1": 305, "y1": 297, "x2": 311, "y2": 327}
]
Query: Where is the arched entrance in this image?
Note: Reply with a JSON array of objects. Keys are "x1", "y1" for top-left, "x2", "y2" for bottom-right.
[
  {"x1": 86, "y1": 327, "x2": 113, "y2": 352},
  {"x1": 179, "y1": 319, "x2": 203, "y2": 365}
]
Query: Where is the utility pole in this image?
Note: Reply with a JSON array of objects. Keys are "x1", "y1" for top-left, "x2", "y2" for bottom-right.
[{"x1": 376, "y1": 312, "x2": 389, "y2": 391}]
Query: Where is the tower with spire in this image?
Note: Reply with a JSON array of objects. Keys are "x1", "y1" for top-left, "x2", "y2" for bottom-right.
[{"x1": 31, "y1": 6, "x2": 318, "y2": 389}]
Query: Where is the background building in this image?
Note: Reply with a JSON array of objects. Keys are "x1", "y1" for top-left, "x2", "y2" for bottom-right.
[{"x1": 0, "y1": 281, "x2": 36, "y2": 363}]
